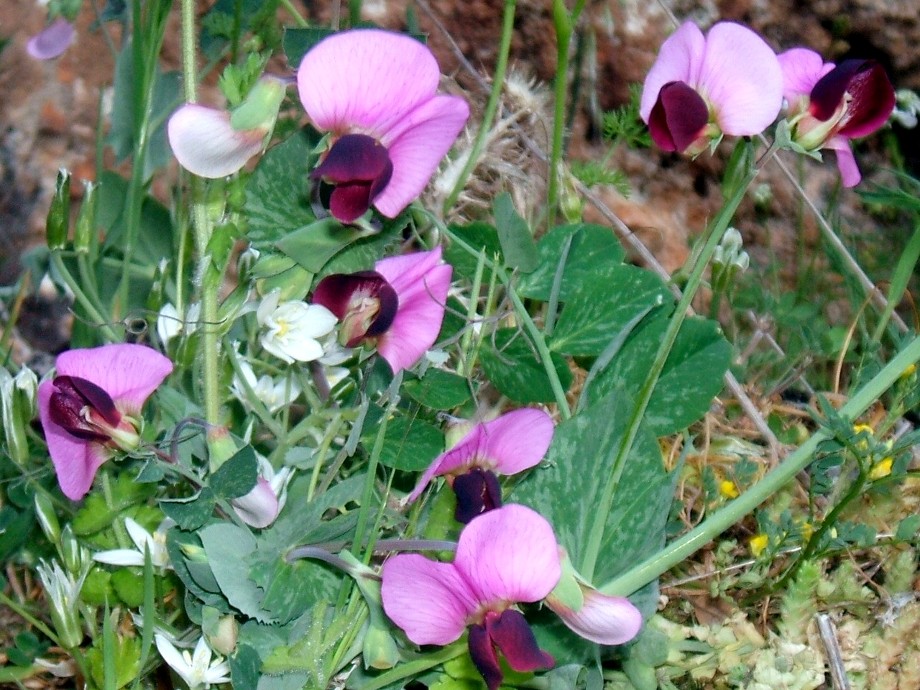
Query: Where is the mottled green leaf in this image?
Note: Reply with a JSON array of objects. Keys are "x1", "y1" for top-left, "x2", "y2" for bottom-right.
[
  {"x1": 444, "y1": 222, "x2": 503, "y2": 281},
  {"x1": 494, "y1": 192, "x2": 538, "y2": 272},
  {"x1": 210, "y1": 445, "x2": 259, "y2": 500},
  {"x1": 276, "y1": 217, "x2": 376, "y2": 273},
  {"x1": 200, "y1": 524, "x2": 274, "y2": 623},
  {"x1": 403, "y1": 369, "x2": 473, "y2": 410},
  {"x1": 361, "y1": 408, "x2": 444, "y2": 471},
  {"x1": 480, "y1": 328, "x2": 572, "y2": 403},
  {"x1": 160, "y1": 489, "x2": 216, "y2": 531}
]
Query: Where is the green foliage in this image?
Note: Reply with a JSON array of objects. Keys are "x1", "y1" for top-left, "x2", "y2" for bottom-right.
[{"x1": 601, "y1": 84, "x2": 651, "y2": 149}]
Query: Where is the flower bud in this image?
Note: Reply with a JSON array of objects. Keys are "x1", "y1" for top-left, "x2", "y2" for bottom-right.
[
  {"x1": 46, "y1": 168, "x2": 71, "y2": 250},
  {"x1": 1, "y1": 367, "x2": 37, "y2": 466},
  {"x1": 34, "y1": 491, "x2": 62, "y2": 545},
  {"x1": 73, "y1": 181, "x2": 98, "y2": 255}
]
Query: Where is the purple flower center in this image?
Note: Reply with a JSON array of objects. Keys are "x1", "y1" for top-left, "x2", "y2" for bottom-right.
[
  {"x1": 648, "y1": 81, "x2": 710, "y2": 153},
  {"x1": 311, "y1": 134, "x2": 394, "y2": 223},
  {"x1": 468, "y1": 609, "x2": 554, "y2": 690},
  {"x1": 312, "y1": 270, "x2": 398, "y2": 346},
  {"x1": 48, "y1": 375, "x2": 122, "y2": 443},
  {"x1": 809, "y1": 59, "x2": 895, "y2": 139},
  {"x1": 452, "y1": 467, "x2": 502, "y2": 524}
]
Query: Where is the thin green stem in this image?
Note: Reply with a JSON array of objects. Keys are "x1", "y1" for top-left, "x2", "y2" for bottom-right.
[
  {"x1": 546, "y1": 0, "x2": 586, "y2": 228},
  {"x1": 279, "y1": 0, "x2": 309, "y2": 27},
  {"x1": 601, "y1": 333, "x2": 920, "y2": 596},
  {"x1": 356, "y1": 642, "x2": 466, "y2": 690},
  {"x1": 442, "y1": 0, "x2": 516, "y2": 214},
  {"x1": 871, "y1": 218, "x2": 920, "y2": 343},
  {"x1": 580, "y1": 148, "x2": 768, "y2": 579},
  {"x1": 0, "y1": 592, "x2": 60, "y2": 645},
  {"x1": 50, "y1": 253, "x2": 119, "y2": 341}
]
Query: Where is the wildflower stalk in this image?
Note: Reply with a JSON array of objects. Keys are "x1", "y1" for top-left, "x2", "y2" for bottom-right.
[
  {"x1": 601, "y1": 332, "x2": 920, "y2": 597},
  {"x1": 547, "y1": 0, "x2": 587, "y2": 228},
  {"x1": 442, "y1": 0, "x2": 515, "y2": 215},
  {"x1": 581, "y1": 143, "x2": 776, "y2": 580},
  {"x1": 49, "y1": 253, "x2": 119, "y2": 341},
  {"x1": 871, "y1": 218, "x2": 920, "y2": 343},
  {"x1": 181, "y1": 0, "x2": 221, "y2": 428}
]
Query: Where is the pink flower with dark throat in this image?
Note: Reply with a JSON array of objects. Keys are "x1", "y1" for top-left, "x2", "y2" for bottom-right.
[
  {"x1": 640, "y1": 21, "x2": 783, "y2": 154},
  {"x1": 297, "y1": 29, "x2": 469, "y2": 223},
  {"x1": 778, "y1": 49, "x2": 895, "y2": 187},
  {"x1": 403, "y1": 408, "x2": 554, "y2": 523},
  {"x1": 38, "y1": 344, "x2": 173, "y2": 500},
  {"x1": 312, "y1": 247, "x2": 451, "y2": 374},
  {"x1": 381, "y1": 505, "x2": 560, "y2": 690}
]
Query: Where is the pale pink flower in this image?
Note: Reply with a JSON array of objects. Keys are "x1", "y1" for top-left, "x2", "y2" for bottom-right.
[
  {"x1": 297, "y1": 29, "x2": 469, "y2": 222},
  {"x1": 640, "y1": 21, "x2": 783, "y2": 154},
  {"x1": 231, "y1": 457, "x2": 292, "y2": 528},
  {"x1": 27, "y1": 18, "x2": 75, "y2": 60},
  {"x1": 312, "y1": 247, "x2": 451, "y2": 373},
  {"x1": 381, "y1": 505, "x2": 560, "y2": 690},
  {"x1": 38, "y1": 344, "x2": 173, "y2": 500},
  {"x1": 404, "y1": 408, "x2": 554, "y2": 523},
  {"x1": 778, "y1": 48, "x2": 895, "y2": 187},
  {"x1": 167, "y1": 77, "x2": 287, "y2": 178}
]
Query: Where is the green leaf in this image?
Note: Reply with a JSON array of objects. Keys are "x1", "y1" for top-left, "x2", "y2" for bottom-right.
[
  {"x1": 443, "y1": 222, "x2": 503, "y2": 281},
  {"x1": 588, "y1": 315, "x2": 732, "y2": 436},
  {"x1": 160, "y1": 489, "x2": 217, "y2": 531},
  {"x1": 516, "y1": 223, "x2": 626, "y2": 301},
  {"x1": 282, "y1": 27, "x2": 337, "y2": 66},
  {"x1": 230, "y1": 645, "x2": 263, "y2": 690},
  {"x1": 493, "y1": 192, "x2": 538, "y2": 272},
  {"x1": 210, "y1": 445, "x2": 259, "y2": 500},
  {"x1": 514, "y1": 391, "x2": 673, "y2": 588},
  {"x1": 200, "y1": 523, "x2": 275, "y2": 622},
  {"x1": 245, "y1": 128, "x2": 321, "y2": 248},
  {"x1": 403, "y1": 369, "x2": 473, "y2": 410},
  {"x1": 361, "y1": 407, "x2": 444, "y2": 471},
  {"x1": 480, "y1": 328, "x2": 572, "y2": 403},
  {"x1": 276, "y1": 217, "x2": 376, "y2": 273},
  {"x1": 549, "y1": 266, "x2": 670, "y2": 356}
]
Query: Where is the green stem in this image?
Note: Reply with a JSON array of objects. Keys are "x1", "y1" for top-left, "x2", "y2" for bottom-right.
[
  {"x1": 356, "y1": 642, "x2": 466, "y2": 690},
  {"x1": 871, "y1": 218, "x2": 920, "y2": 343},
  {"x1": 546, "y1": 0, "x2": 586, "y2": 228},
  {"x1": 580, "y1": 150, "x2": 766, "y2": 579},
  {"x1": 279, "y1": 0, "x2": 309, "y2": 27},
  {"x1": 50, "y1": 253, "x2": 119, "y2": 341},
  {"x1": 0, "y1": 592, "x2": 60, "y2": 645},
  {"x1": 442, "y1": 0, "x2": 516, "y2": 214},
  {"x1": 601, "y1": 333, "x2": 920, "y2": 596}
]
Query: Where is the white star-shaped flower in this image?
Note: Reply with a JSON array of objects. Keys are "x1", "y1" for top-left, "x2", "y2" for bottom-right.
[
  {"x1": 155, "y1": 635, "x2": 231, "y2": 689},
  {"x1": 93, "y1": 518, "x2": 172, "y2": 569}
]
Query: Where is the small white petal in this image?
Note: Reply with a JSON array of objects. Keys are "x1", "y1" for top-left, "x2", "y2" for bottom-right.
[{"x1": 168, "y1": 104, "x2": 265, "y2": 178}]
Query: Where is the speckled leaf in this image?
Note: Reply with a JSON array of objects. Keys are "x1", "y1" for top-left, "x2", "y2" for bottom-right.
[
  {"x1": 587, "y1": 315, "x2": 731, "y2": 436},
  {"x1": 480, "y1": 328, "x2": 572, "y2": 403},
  {"x1": 443, "y1": 222, "x2": 503, "y2": 281},
  {"x1": 549, "y1": 267, "x2": 670, "y2": 356},
  {"x1": 516, "y1": 224, "x2": 626, "y2": 301},
  {"x1": 494, "y1": 192, "x2": 538, "y2": 272},
  {"x1": 199, "y1": 523, "x2": 274, "y2": 623},
  {"x1": 360, "y1": 408, "x2": 444, "y2": 471},
  {"x1": 403, "y1": 369, "x2": 473, "y2": 410}
]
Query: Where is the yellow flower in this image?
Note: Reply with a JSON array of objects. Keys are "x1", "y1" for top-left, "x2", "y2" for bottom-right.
[
  {"x1": 901, "y1": 363, "x2": 916, "y2": 379},
  {"x1": 869, "y1": 457, "x2": 893, "y2": 480},
  {"x1": 718, "y1": 479, "x2": 739, "y2": 499},
  {"x1": 749, "y1": 534, "x2": 769, "y2": 557},
  {"x1": 852, "y1": 423, "x2": 874, "y2": 451}
]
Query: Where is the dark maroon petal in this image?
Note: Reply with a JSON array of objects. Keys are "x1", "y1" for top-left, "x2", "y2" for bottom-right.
[
  {"x1": 809, "y1": 60, "x2": 863, "y2": 120},
  {"x1": 468, "y1": 623, "x2": 504, "y2": 690},
  {"x1": 312, "y1": 271, "x2": 398, "y2": 345},
  {"x1": 311, "y1": 134, "x2": 393, "y2": 222},
  {"x1": 487, "y1": 609, "x2": 554, "y2": 673},
  {"x1": 48, "y1": 377, "x2": 117, "y2": 443},
  {"x1": 62, "y1": 376, "x2": 121, "y2": 425},
  {"x1": 648, "y1": 81, "x2": 708, "y2": 153},
  {"x1": 836, "y1": 61, "x2": 895, "y2": 138},
  {"x1": 452, "y1": 468, "x2": 503, "y2": 524}
]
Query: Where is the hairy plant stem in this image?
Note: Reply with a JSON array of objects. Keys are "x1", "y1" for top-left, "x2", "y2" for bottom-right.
[
  {"x1": 581, "y1": 144, "x2": 775, "y2": 580},
  {"x1": 546, "y1": 0, "x2": 586, "y2": 228},
  {"x1": 602, "y1": 333, "x2": 920, "y2": 596},
  {"x1": 442, "y1": 0, "x2": 516, "y2": 214},
  {"x1": 181, "y1": 0, "x2": 221, "y2": 428}
]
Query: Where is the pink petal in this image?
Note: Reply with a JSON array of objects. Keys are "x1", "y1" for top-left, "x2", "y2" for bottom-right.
[
  {"x1": 380, "y1": 554, "x2": 478, "y2": 645},
  {"x1": 167, "y1": 104, "x2": 265, "y2": 178},
  {"x1": 454, "y1": 505, "x2": 561, "y2": 605},
  {"x1": 296, "y1": 29, "x2": 440, "y2": 137},
  {"x1": 27, "y1": 18, "x2": 75, "y2": 60},
  {"x1": 777, "y1": 48, "x2": 832, "y2": 104},
  {"x1": 38, "y1": 381, "x2": 110, "y2": 500},
  {"x1": 374, "y1": 248, "x2": 452, "y2": 374},
  {"x1": 825, "y1": 135, "x2": 862, "y2": 187},
  {"x1": 374, "y1": 95, "x2": 470, "y2": 218},
  {"x1": 54, "y1": 344, "x2": 173, "y2": 415},
  {"x1": 546, "y1": 588, "x2": 643, "y2": 645},
  {"x1": 640, "y1": 21, "x2": 705, "y2": 123},
  {"x1": 231, "y1": 478, "x2": 280, "y2": 528},
  {"x1": 697, "y1": 22, "x2": 783, "y2": 136},
  {"x1": 472, "y1": 409, "x2": 554, "y2": 475}
]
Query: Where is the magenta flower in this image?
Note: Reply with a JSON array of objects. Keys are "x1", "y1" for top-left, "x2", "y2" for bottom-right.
[
  {"x1": 778, "y1": 48, "x2": 895, "y2": 187},
  {"x1": 312, "y1": 247, "x2": 451, "y2": 374},
  {"x1": 38, "y1": 344, "x2": 173, "y2": 500},
  {"x1": 404, "y1": 408, "x2": 554, "y2": 523},
  {"x1": 167, "y1": 77, "x2": 287, "y2": 178},
  {"x1": 381, "y1": 505, "x2": 560, "y2": 690},
  {"x1": 640, "y1": 21, "x2": 783, "y2": 154},
  {"x1": 27, "y1": 17, "x2": 76, "y2": 60},
  {"x1": 297, "y1": 29, "x2": 469, "y2": 223}
]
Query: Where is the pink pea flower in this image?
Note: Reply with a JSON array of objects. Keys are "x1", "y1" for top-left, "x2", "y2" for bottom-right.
[
  {"x1": 381, "y1": 505, "x2": 560, "y2": 690},
  {"x1": 640, "y1": 21, "x2": 783, "y2": 154},
  {"x1": 403, "y1": 408, "x2": 554, "y2": 523},
  {"x1": 38, "y1": 344, "x2": 173, "y2": 501},
  {"x1": 312, "y1": 246, "x2": 452, "y2": 374},
  {"x1": 777, "y1": 48, "x2": 895, "y2": 187},
  {"x1": 27, "y1": 17, "x2": 76, "y2": 60},
  {"x1": 297, "y1": 29, "x2": 469, "y2": 223},
  {"x1": 167, "y1": 77, "x2": 288, "y2": 178},
  {"x1": 231, "y1": 457, "x2": 293, "y2": 528}
]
